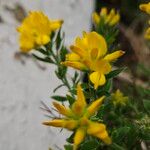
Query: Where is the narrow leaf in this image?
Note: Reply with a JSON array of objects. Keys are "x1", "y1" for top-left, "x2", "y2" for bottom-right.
[
  {"x1": 51, "y1": 95, "x2": 67, "y2": 102},
  {"x1": 106, "y1": 67, "x2": 126, "y2": 79},
  {"x1": 53, "y1": 84, "x2": 65, "y2": 93}
]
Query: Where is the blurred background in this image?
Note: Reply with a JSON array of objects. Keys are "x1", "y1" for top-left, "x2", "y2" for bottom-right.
[
  {"x1": 0, "y1": 0, "x2": 149, "y2": 150},
  {"x1": 95, "y1": 0, "x2": 150, "y2": 112}
]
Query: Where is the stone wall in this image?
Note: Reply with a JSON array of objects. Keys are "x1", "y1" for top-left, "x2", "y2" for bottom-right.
[{"x1": 0, "y1": 0, "x2": 94, "y2": 150}]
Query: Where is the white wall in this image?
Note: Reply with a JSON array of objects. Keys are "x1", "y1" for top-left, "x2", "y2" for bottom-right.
[{"x1": 0, "y1": 0, "x2": 94, "y2": 150}]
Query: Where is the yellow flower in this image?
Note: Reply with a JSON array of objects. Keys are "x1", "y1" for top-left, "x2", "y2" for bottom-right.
[
  {"x1": 145, "y1": 27, "x2": 150, "y2": 40},
  {"x1": 92, "y1": 7, "x2": 120, "y2": 26},
  {"x1": 17, "y1": 11, "x2": 63, "y2": 52},
  {"x1": 43, "y1": 85, "x2": 111, "y2": 149},
  {"x1": 139, "y1": 2, "x2": 150, "y2": 15},
  {"x1": 111, "y1": 89, "x2": 128, "y2": 106},
  {"x1": 62, "y1": 31, "x2": 124, "y2": 89},
  {"x1": 140, "y1": 3, "x2": 150, "y2": 40}
]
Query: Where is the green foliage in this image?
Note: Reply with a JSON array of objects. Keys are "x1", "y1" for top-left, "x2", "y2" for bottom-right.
[
  {"x1": 106, "y1": 67, "x2": 126, "y2": 79},
  {"x1": 80, "y1": 139, "x2": 99, "y2": 150},
  {"x1": 66, "y1": 95, "x2": 75, "y2": 105},
  {"x1": 96, "y1": 79, "x2": 112, "y2": 97},
  {"x1": 64, "y1": 144, "x2": 73, "y2": 150},
  {"x1": 94, "y1": 19, "x2": 119, "y2": 48},
  {"x1": 143, "y1": 99, "x2": 150, "y2": 113},
  {"x1": 32, "y1": 53, "x2": 54, "y2": 63},
  {"x1": 66, "y1": 132, "x2": 74, "y2": 144}
]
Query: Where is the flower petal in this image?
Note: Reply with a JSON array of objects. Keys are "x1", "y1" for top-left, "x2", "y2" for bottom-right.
[
  {"x1": 53, "y1": 101, "x2": 71, "y2": 117},
  {"x1": 90, "y1": 48, "x2": 99, "y2": 60},
  {"x1": 70, "y1": 45, "x2": 87, "y2": 58},
  {"x1": 92, "y1": 12, "x2": 100, "y2": 25},
  {"x1": 100, "y1": 7, "x2": 108, "y2": 17},
  {"x1": 139, "y1": 2, "x2": 150, "y2": 15},
  {"x1": 74, "y1": 128, "x2": 86, "y2": 150},
  {"x1": 87, "y1": 121, "x2": 111, "y2": 145},
  {"x1": 87, "y1": 32, "x2": 107, "y2": 57},
  {"x1": 87, "y1": 122, "x2": 106, "y2": 135},
  {"x1": 86, "y1": 96, "x2": 105, "y2": 117},
  {"x1": 61, "y1": 61, "x2": 88, "y2": 71},
  {"x1": 105, "y1": 9, "x2": 115, "y2": 24},
  {"x1": 72, "y1": 84, "x2": 87, "y2": 116},
  {"x1": 77, "y1": 84, "x2": 87, "y2": 107},
  {"x1": 50, "y1": 20, "x2": 63, "y2": 30},
  {"x1": 35, "y1": 35, "x2": 50, "y2": 45},
  {"x1": 75, "y1": 36, "x2": 88, "y2": 51},
  {"x1": 66, "y1": 53, "x2": 80, "y2": 61},
  {"x1": 104, "y1": 50, "x2": 125, "y2": 62},
  {"x1": 109, "y1": 13, "x2": 120, "y2": 26},
  {"x1": 19, "y1": 33, "x2": 35, "y2": 52},
  {"x1": 95, "y1": 131, "x2": 112, "y2": 145},
  {"x1": 64, "y1": 120, "x2": 78, "y2": 130},
  {"x1": 145, "y1": 27, "x2": 150, "y2": 40},
  {"x1": 42, "y1": 119, "x2": 65, "y2": 127},
  {"x1": 89, "y1": 72, "x2": 106, "y2": 89},
  {"x1": 42, "y1": 119, "x2": 77, "y2": 130},
  {"x1": 90, "y1": 59, "x2": 111, "y2": 74}
]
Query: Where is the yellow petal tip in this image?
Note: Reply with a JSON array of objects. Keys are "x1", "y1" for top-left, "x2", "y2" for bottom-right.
[
  {"x1": 120, "y1": 50, "x2": 125, "y2": 55},
  {"x1": 42, "y1": 121, "x2": 50, "y2": 126},
  {"x1": 60, "y1": 20, "x2": 64, "y2": 24},
  {"x1": 104, "y1": 137, "x2": 112, "y2": 145},
  {"x1": 70, "y1": 45, "x2": 75, "y2": 50}
]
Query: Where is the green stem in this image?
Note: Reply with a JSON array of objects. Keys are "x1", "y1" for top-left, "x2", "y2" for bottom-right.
[{"x1": 47, "y1": 44, "x2": 75, "y2": 98}]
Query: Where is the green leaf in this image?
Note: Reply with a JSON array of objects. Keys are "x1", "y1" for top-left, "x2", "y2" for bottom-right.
[
  {"x1": 50, "y1": 31, "x2": 55, "y2": 40},
  {"x1": 60, "y1": 46, "x2": 68, "y2": 61},
  {"x1": 112, "y1": 126, "x2": 131, "y2": 142},
  {"x1": 66, "y1": 132, "x2": 75, "y2": 143},
  {"x1": 70, "y1": 88, "x2": 77, "y2": 95},
  {"x1": 55, "y1": 66, "x2": 67, "y2": 79},
  {"x1": 53, "y1": 84, "x2": 65, "y2": 93},
  {"x1": 55, "y1": 70, "x2": 61, "y2": 79},
  {"x1": 81, "y1": 83, "x2": 89, "y2": 90},
  {"x1": 32, "y1": 54, "x2": 53, "y2": 63},
  {"x1": 111, "y1": 143, "x2": 126, "y2": 150},
  {"x1": 143, "y1": 88, "x2": 150, "y2": 95},
  {"x1": 36, "y1": 48, "x2": 48, "y2": 55},
  {"x1": 98, "y1": 79, "x2": 112, "y2": 92},
  {"x1": 106, "y1": 67, "x2": 126, "y2": 79},
  {"x1": 66, "y1": 95, "x2": 75, "y2": 105},
  {"x1": 64, "y1": 144, "x2": 73, "y2": 150},
  {"x1": 103, "y1": 79, "x2": 112, "y2": 91},
  {"x1": 71, "y1": 71, "x2": 79, "y2": 84},
  {"x1": 143, "y1": 99, "x2": 150, "y2": 113},
  {"x1": 51, "y1": 95, "x2": 67, "y2": 102},
  {"x1": 80, "y1": 139, "x2": 99, "y2": 150},
  {"x1": 139, "y1": 130, "x2": 150, "y2": 141},
  {"x1": 55, "y1": 29, "x2": 62, "y2": 50},
  {"x1": 96, "y1": 90, "x2": 111, "y2": 97}
]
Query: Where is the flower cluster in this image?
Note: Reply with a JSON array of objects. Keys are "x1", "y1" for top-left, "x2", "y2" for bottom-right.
[
  {"x1": 43, "y1": 85, "x2": 111, "y2": 150},
  {"x1": 92, "y1": 7, "x2": 120, "y2": 26},
  {"x1": 140, "y1": 2, "x2": 150, "y2": 40},
  {"x1": 111, "y1": 89, "x2": 128, "y2": 106},
  {"x1": 62, "y1": 31, "x2": 124, "y2": 89},
  {"x1": 17, "y1": 11, "x2": 63, "y2": 52}
]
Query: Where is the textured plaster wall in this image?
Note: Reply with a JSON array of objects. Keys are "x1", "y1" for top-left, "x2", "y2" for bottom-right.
[{"x1": 0, "y1": 0, "x2": 94, "y2": 150}]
